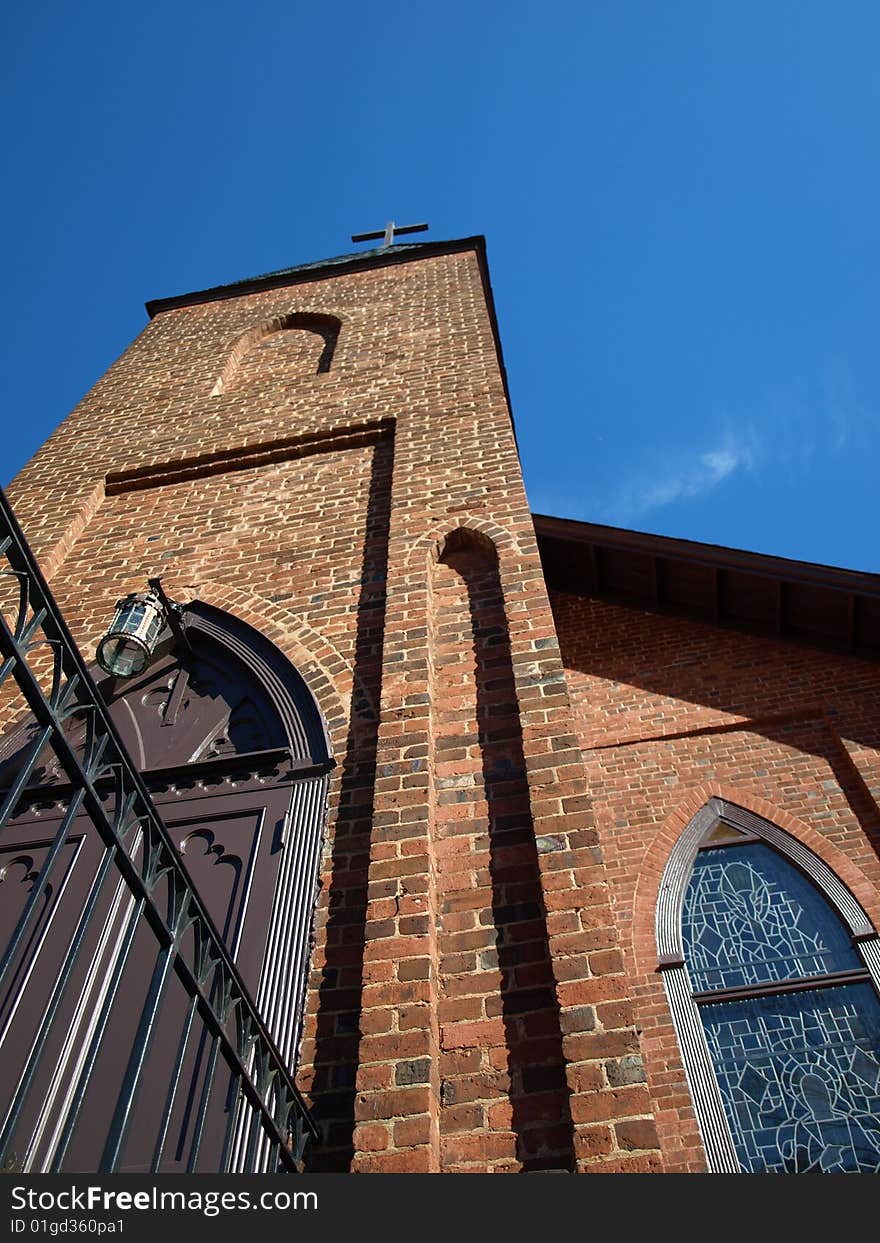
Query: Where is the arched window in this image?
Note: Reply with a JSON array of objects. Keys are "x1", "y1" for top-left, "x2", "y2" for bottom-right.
[{"x1": 658, "y1": 799, "x2": 880, "y2": 1173}]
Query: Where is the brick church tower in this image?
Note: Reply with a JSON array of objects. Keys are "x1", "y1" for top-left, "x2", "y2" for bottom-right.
[{"x1": 3, "y1": 234, "x2": 880, "y2": 1174}]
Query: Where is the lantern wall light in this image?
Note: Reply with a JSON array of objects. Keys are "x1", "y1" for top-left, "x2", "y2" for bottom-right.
[
  {"x1": 96, "y1": 589, "x2": 167, "y2": 678},
  {"x1": 96, "y1": 578, "x2": 188, "y2": 679}
]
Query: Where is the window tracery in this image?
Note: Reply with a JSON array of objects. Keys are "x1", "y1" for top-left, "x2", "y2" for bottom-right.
[{"x1": 659, "y1": 799, "x2": 880, "y2": 1172}]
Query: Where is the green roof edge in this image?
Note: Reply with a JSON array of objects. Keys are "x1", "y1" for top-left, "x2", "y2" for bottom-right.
[{"x1": 144, "y1": 236, "x2": 487, "y2": 316}]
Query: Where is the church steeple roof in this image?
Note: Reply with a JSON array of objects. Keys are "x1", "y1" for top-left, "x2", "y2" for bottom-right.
[{"x1": 145, "y1": 235, "x2": 486, "y2": 317}]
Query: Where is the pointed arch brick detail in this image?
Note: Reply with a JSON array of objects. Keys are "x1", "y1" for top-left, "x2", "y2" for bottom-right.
[
  {"x1": 632, "y1": 783, "x2": 880, "y2": 980},
  {"x1": 625, "y1": 783, "x2": 880, "y2": 1172}
]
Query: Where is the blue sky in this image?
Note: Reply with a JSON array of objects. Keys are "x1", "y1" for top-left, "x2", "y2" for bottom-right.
[{"x1": 2, "y1": 2, "x2": 879, "y2": 570}]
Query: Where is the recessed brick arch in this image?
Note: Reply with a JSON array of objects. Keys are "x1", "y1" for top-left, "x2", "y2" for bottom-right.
[
  {"x1": 428, "y1": 514, "x2": 576, "y2": 1171},
  {"x1": 440, "y1": 525, "x2": 497, "y2": 564},
  {"x1": 410, "y1": 516, "x2": 519, "y2": 572},
  {"x1": 211, "y1": 312, "x2": 342, "y2": 395}
]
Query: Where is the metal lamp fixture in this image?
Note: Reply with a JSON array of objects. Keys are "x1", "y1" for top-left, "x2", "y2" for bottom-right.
[{"x1": 96, "y1": 589, "x2": 167, "y2": 679}]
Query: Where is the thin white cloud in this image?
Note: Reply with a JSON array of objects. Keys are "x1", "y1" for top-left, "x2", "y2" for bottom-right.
[
  {"x1": 821, "y1": 363, "x2": 879, "y2": 455},
  {"x1": 603, "y1": 435, "x2": 757, "y2": 523},
  {"x1": 530, "y1": 368, "x2": 876, "y2": 529}
]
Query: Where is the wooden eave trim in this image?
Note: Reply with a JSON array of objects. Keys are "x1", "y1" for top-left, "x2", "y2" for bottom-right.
[
  {"x1": 532, "y1": 513, "x2": 880, "y2": 599},
  {"x1": 534, "y1": 513, "x2": 880, "y2": 656}
]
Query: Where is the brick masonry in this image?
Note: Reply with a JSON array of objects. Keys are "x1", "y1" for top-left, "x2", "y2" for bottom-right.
[
  {"x1": 7, "y1": 242, "x2": 660, "y2": 1172},
  {"x1": 11, "y1": 238, "x2": 878, "y2": 1173},
  {"x1": 550, "y1": 590, "x2": 880, "y2": 1170}
]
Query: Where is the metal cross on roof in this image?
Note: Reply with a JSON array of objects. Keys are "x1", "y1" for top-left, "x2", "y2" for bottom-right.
[{"x1": 351, "y1": 220, "x2": 429, "y2": 249}]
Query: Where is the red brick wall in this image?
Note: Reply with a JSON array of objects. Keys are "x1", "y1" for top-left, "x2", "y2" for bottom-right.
[
  {"x1": 551, "y1": 589, "x2": 880, "y2": 1171},
  {"x1": 431, "y1": 533, "x2": 577, "y2": 1171},
  {"x1": 7, "y1": 245, "x2": 660, "y2": 1172}
]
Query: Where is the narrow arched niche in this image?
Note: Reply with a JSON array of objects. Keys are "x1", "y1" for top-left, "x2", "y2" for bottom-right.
[
  {"x1": 429, "y1": 524, "x2": 575, "y2": 1172},
  {"x1": 436, "y1": 525, "x2": 499, "y2": 567},
  {"x1": 212, "y1": 313, "x2": 341, "y2": 394}
]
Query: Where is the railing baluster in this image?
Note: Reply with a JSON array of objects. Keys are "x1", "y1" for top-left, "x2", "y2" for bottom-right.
[
  {"x1": 18, "y1": 607, "x2": 48, "y2": 650},
  {"x1": 242, "y1": 1081, "x2": 265, "y2": 1174},
  {"x1": 186, "y1": 1035, "x2": 221, "y2": 1173},
  {"x1": 49, "y1": 897, "x2": 147, "y2": 1172},
  {"x1": 219, "y1": 1072, "x2": 243, "y2": 1173},
  {"x1": 150, "y1": 995, "x2": 198, "y2": 1173},
  {"x1": 11, "y1": 569, "x2": 30, "y2": 642},
  {"x1": 0, "y1": 653, "x2": 17, "y2": 693},
  {"x1": 0, "y1": 724, "x2": 53, "y2": 826}
]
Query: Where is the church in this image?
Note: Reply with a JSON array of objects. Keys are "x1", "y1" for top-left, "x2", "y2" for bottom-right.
[{"x1": 1, "y1": 231, "x2": 879, "y2": 1174}]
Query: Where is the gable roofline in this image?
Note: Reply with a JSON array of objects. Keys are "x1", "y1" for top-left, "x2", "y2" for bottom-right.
[
  {"x1": 145, "y1": 236, "x2": 488, "y2": 316},
  {"x1": 533, "y1": 512, "x2": 880, "y2": 658}
]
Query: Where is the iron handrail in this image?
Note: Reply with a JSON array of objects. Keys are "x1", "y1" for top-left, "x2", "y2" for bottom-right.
[{"x1": 0, "y1": 485, "x2": 318, "y2": 1172}]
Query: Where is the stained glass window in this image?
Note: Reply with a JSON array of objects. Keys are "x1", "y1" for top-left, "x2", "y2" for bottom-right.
[
  {"x1": 684, "y1": 844, "x2": 861, "y2": 991},
  {"x1": 682, "y1": 835, "x2": 880, "y2": 1173}
]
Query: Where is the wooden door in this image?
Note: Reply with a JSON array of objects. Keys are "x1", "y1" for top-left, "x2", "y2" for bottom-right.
[{"x1": 0, "y1": 621, "x2": 329, "y2": 1172}]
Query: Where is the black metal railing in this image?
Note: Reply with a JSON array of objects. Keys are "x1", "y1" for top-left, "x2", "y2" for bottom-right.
[{"x1": 0, "y1": 486, "x2": 318, "y2": 1172}]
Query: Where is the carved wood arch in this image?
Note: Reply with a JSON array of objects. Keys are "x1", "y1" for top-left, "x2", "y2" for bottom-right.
[{"x1": 0, "y1": 602, "x2": 331, "y2": 789}]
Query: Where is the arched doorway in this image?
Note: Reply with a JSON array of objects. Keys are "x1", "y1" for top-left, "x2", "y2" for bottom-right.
[{"x1": 0, "y1": 601, "x2": 332, "y2": 1172}]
